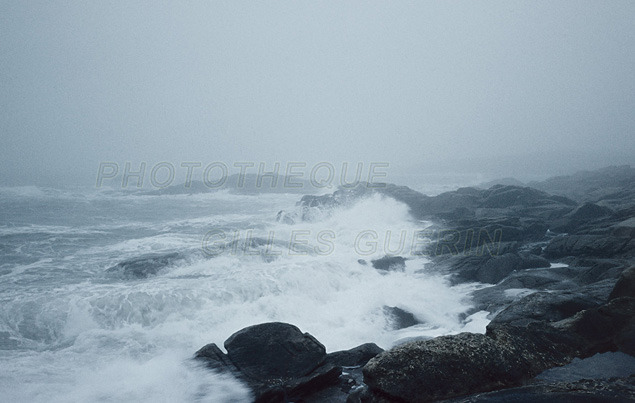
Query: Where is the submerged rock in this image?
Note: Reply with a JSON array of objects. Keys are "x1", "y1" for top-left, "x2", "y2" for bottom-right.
[
  {"x1": 371, "y1": 256, "x2": 406, "y2": 272},
  {"x1": 105, "y1": 252, "x2": 183, "y2": 279}
]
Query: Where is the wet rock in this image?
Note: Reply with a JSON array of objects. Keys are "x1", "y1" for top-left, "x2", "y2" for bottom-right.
[
  {"x1": 612, "y1": 217, "x2": 635, "y2": 238},
  {"x1": 194, "y1": 343, "x2": 241, "y2": 375},
  {"x1": 609, "y1": 266, "x2": 635, "y2": 300},
  {"x1": 371, "y1": 256, "x2": 406, "y2": 272},
  {"x1": 433, "y1": 252, "x2": 550, "y2": 285},
  {"x1": 105, "y1": 252, "x2": 183, "y2": 279},
  {"x1": 488, "y1": 291, "x2": 604, "y2": 328},
  {"x1": 196, "y1": 322, "x2": 342, "y2": 403},
  {"x1": 544, "y1": 235, "x2": 630, "y2": 259},
  {"x1": 552, "y1": 297, "x2": 635, "y2": 357},
  {"x1": 326, "y1": 343, "x2": 384, "y2": 368},
  {"x1": 444, "y1": 375, "x2": 635, "y2": 402},
  {"x1": 382, "y1": 306, "x2": 419, "y2": 330},
  {"x1": 362, "y1": 296, "x2": 635, "y2": 402},
  {"x1": 362, "y1": 333, "x2": 536, "y2": 402},
  {"x1": 224, "y1": 322, "x2": 327, "y2": 382}
]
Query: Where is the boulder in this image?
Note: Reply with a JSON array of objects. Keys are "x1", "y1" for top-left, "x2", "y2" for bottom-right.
[
  {"x1": 224, "y1": 322, "x2": 326, "y2": 382},
  {"x1": 362, "y1": 332, "x2": 536, "y2": 403},
  {"x1": 195, "y1": 322, "x2": 342, "y2": 403}
]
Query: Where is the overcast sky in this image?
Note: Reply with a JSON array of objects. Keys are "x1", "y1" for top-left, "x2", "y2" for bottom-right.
[{"x1": 1, "y1": 1, "x2": 634, "y2": 186}]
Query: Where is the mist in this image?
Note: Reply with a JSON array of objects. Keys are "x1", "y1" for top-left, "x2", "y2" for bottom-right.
[{"x1": 1, "y1": 1, "x2": 634, "y2": 187}]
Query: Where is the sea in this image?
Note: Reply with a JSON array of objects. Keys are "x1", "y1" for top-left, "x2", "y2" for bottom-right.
[{"x1": 0, "y1": 183, "x2": 490, "y2": 402}]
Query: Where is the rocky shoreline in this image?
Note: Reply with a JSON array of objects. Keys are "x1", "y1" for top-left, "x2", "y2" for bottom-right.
[{"x1": 193, "y1": 166, "x2": 635, "y2": 402}]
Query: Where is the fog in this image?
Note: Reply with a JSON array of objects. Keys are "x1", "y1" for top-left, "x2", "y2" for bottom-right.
[{"x1": 1, "y1": 1, "x2": 634, "y2": 187}]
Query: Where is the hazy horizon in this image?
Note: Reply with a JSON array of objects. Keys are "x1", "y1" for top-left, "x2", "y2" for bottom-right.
[{"x1": 2, "y1": 1, "x2": 634, "y2": 187}]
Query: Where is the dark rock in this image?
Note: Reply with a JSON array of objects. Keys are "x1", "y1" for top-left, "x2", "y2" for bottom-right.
[
  {"x1": 196, "y1": 322, "x2": 343, "y2": 403},
  {"x1": 544, "y1": 235, "x2": 630, "y2": 259},
  {"x1": 567, "y1": 203, "x2": 613, "y2": 221},
  {"x1": 444, "y1": 375, "x2": 635, "y2": 402},
  {"x1": 105, "y1": 252, "x2": 182, "y2": 279},
  {"x1": 382, "y1": 306, "x2": 419, "y2": 330},
  {"x1": 362, "y1": 296, "x2": 635, "y2": 402},
  {"x1": 575, "y1": 259, "x2": 625, "y2": 285},
  {"x1": 301, "y1": 367, "x2": 364, "y2": 403},
  {"x1": 535, "y1": 351, "x2": 635, "y2": 383},
  {"x1": 363, "y1": 332, "x2": 536, "y2": 403},
  {"x1": 612, "y1": 217, "x2": 635, "y2": 238},
  {"x1": 326, "y1": 343, "x2": 384, "y2": 368},
  {"x1": 433, "y1": 252, "x2": 550, "y2": 285},
  {"x1": 552, "y1": 297, "x2": 635, "y2": 357},
  {"x1": 224, "y1": 322, "x2": 326, "y2": 382},
  {"x1": 609, "y1": 266, "x2": 635, "y2": 300},
  {"x1": 468, "y1": 269, "x2": 614, "y2": 316},
  {"x1": 282, "y1": 364, "x2": 342, "y2": 400},
  {"x1": 194, "y1": 343, "x2": 241, "y2": 375},
  {"x1": 371, "y1": 256, "x2": 406, "y2": 272},
  {"x1": 488, "y1": 291, "x2": 603, "y2": 328},
  {"x1": 528, "y1": 165, "x2": 635, "y2": 205},
  {"x1": 474, "y1": 253, "x2": 550, "y2": 284}
]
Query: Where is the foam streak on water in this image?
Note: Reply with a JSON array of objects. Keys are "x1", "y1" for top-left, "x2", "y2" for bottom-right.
[{"x1": 0, "y1": 186, "x2": 487, "y2": 402}]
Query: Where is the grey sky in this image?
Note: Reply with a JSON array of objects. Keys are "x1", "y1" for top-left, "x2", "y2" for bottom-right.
[{"x1": 1, "y1": 1, "x2": 634, "y2": 186}]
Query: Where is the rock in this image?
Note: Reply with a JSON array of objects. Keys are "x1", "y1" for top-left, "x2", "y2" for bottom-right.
[
  {"x1": 433, "y1": 252, "x2": 550, "y2": 285},
  {"x1": 613, "y1": 217, "x2": 635, "y2": 238},
  {"x1": 544, "y1": 235, "x2": 630, "y2": 259},
  {"x1": 194, "y1": 343, "x2": 241, "y2": 375},
  {"x1": 326, "y1": 343, "x2": 384, "y2": 368},
  {"x1": 488, "y1": 291, "x2": 603, "y2": 328},
  {"x1": 363, "y1": 332, "x2": 536, "y2": 403},
  {"x1": 362, "y1": 296, "x2": 635, "y2": 402},
  {"x1": 528, "y1": 165, "x2": 635, "y2": 205},
  {"x1": 535, "y1": 351, "x2": 635, "y2": 383},
  {"x1": 574, "y1": 259, "x2": 625, "y2": 284},
  {"x1": 567, "y1": 202, "x2": 614, "y2": 221},
  {"x1": 105, "y1": 252, "x2": 183, "y2": 279},
  {"x1": 370, "y1": 256, "x2": 406, "y2": 272},
  {"x1": 224, "y1": 322, "x2": 327, "y2": 382},
  {"x1": 468, "y1": 270, "x2": 615, "y2": 316},
  {"x1": 609, "y1": 266, "x2": 635, "y2": 300},
  {"x1": 444, "y1": 375, "x2": 635, "y2": 402},
  {"x1": 475, "y1": 253, "x2": 550, "y2": 284},
  {"x1": 305, "y1": 344, "x2": 385, "y2": 403},
  {"x1": 196, "y1": 323, "x2": 343, "y2": 402},
  {"x1": 553, "y1": 297, "x2": 635, "y2": 357},
  {"x1": 382, "y1": 306, "x2": 419, "y2": 330}
]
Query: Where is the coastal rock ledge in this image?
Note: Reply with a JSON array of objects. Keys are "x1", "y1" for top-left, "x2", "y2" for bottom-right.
[{"x1": 358, "y1": 297, "x2": 634, "y2": 402}]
